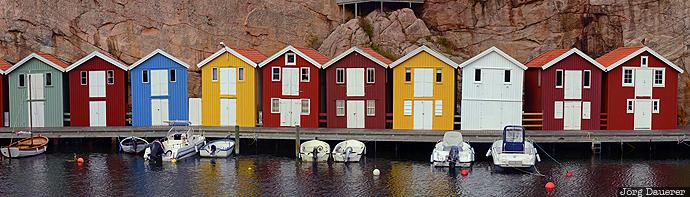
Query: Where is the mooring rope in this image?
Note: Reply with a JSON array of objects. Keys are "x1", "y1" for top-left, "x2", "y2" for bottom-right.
[
  {"x1": 529, "y1": 139, "x2": 565, "y2": 168},
  {"x1": 511, "y1": 166, "x2": 546, "y2": 177}
]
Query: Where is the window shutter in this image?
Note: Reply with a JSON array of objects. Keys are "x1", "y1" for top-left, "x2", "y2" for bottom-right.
[{"x1": 554, "y1": 101, "x2": 563, "y2": 119}]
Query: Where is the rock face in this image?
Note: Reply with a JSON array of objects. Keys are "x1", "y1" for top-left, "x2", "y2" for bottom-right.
[{"x1": 2, "y1": 0, "x2": 690, "y2": 126}]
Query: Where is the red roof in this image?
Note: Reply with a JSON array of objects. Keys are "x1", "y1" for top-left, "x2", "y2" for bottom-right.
[
  {"x1": 232, "y1": 48, "x2": 267, "y2": 63},
  {"x1": 0, "y1": 59, "x2": 11, "y2": 71},
  {"x1": 294, "y1": 46, "x2": 329, "y2": 65},
  {"x1": 525, "y1": 49, "x2": 570, "y2": 68},
  {"x1": 36, "y1": 52, "x2": 70, "y2": 68},
  {"x1": 596, "y1": 46, "x2": 645, "y2": 68},
  {"x1": 361, "y1": 47, "x2": 393, "y2": 64}
]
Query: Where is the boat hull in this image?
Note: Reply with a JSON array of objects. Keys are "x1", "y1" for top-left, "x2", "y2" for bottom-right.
[
  {"x1": 487, "y1": 140, "x2": 539, "y2": 168},
  {"x1": 1, "y1": 146, "x2": 47, "y2": 158},
  {"x1": 120, "y1": 137, "x2": 149, "y2": 154},
  {"x1": 144, "y1": 136, "x2": 206, "y2": 162},
  {"x1": 200, "y1": 139, "x2": 235, "y2": 158},
  {"x1": 300, "y1": 140, "x2": 330, "y2": 162},
  {"x1": 430, "y1": 142, "x2": 475, "y2": 167},
  {"x1": 332, "y1": 140, "x2": 365, "y2": 163}
]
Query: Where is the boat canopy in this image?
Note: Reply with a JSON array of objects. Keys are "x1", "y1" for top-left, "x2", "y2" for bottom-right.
[
  {"x1": 502, "y1": 125, "x2": 525, "y2": 153},
  {"x1": 442, "y1": 131, "x2": 463, "y2": 147}
]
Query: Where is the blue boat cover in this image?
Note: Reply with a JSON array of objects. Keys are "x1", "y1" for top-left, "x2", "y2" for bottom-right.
[{"x1": 502, "y1": 125, "x2": 525, "y2": 152}]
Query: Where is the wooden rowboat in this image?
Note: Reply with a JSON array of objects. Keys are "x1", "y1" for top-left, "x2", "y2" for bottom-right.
[{"x1": 1, "y1": 135, "x2": 49, "y2": 158}]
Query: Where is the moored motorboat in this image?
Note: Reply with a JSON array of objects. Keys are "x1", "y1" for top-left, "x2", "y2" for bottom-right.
[
  {"x1": 1, "y1": 134, "x2": 49, "y2": 158},
  {"x1": 144, "y1": 121, "x2": 206, "y2": 162},
  {"x1": 300, "y1": 140, "x2": 330, "y2": 162},
  {"x1": 486, "y1": 125, "x2": 540, "y2": 169},
  {"x1": 430, "y1": 131, "x2": 475, "y2": 167},
  {"x1": 119, "y1": 136, "x2": 149, "y2": 154},
  {"x1": 200, "y1": 138, "x2": 235, "y2": 158},
  {"x1": 332, "y1": 140, "x2": 365, "y2": 163}
]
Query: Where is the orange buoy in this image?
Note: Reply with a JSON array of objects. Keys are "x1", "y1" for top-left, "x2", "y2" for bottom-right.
[
  {"x1": 77, "y1": 158, "x2": 84, "y2": 163},
  {"x1": 545, "y1": 182, "x2": 556, "y2": 190},
  {"x1": 460, "y1": 170, "x2": 469, "y2": 176},
  {"x1": 566, "y1": 172, "x2": 573, "y2": 177}
]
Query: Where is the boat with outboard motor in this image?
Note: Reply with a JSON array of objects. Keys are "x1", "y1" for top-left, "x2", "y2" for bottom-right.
[
  {"x1": 1, "y1": 131, "x2": 49, "y2": 158},
  {"x1": 143, "y1": 121, "x2": 206, "y2": 163},
  {"x1": 119, "y1": 136, "x2": 149, "y2": 154},
  {"x1": 300, "y1": 139, "x2": 330, "y2": 162},
  {"x1": 486, "y1": 125, "x2": 540, "y2": 169},
  {"x1": 332, "y1": 140, "x2": 365, "y2": 163},
  {"x1": 200, "y1": 138, "x2": 235, "y2": 158},
  {"x1": 430, "y1": 131, "x2": 475, "y2": 167}
]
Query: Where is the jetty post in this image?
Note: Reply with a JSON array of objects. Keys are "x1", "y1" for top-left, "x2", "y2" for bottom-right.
[
  {"x1": 295, "y1": 125, "x2": 300, "y2": 159},
  {"x1": 234, "y1": 125, "x2": 240, "y2": 155}
]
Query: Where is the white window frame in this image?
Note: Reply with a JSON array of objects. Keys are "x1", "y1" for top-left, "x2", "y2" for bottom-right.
[
  {"x1": 107, "y1": 70, "x2": 115, "y2": 85},
  {"x1": 504, "y1": 69, "x2": 511, "y2": 84},
  {"x1": 285, "y1": 53, "x2": 296, "y2": 65},
  {"x1": 238, "y1": 67, "x2": 245, "y2": 81},
  {"x1": 582, "y1": 101, "x2": 591, "y2": 120},
  {"x1": 366, "y1": 68, "x2": 375, "y2": 84},
  {"x1": 335, "y1": 68, "x2": 345, "y2": 84},
  {"x1": 272, "y1": 67, "x2": 281, "y2": 81},
  {"x1": 301, "y1": 99, "x2": 310, "y2": 115},
  {"x1": 142, "y1": 70, "x2": 149, "y2": 83},
  {"x1": 434, "y1": 100, "x2": 443, "y2": 116},
  {"x1": 403, "y1": 100, "x2": 412, "y2": 116},
  {"x1": 653, "y1": 68, "x2": 665, "y2": 87},
  {"x1": 300, "y1": 67, "x2": 310, "y2": 82},
  {"x1": 169, "y1": 69, "x2": 176, "y2": 83},
  {"x1": 641, "y1": 56, "x2": 648, "y2": 67},
  {"x1": 554, "y1": 101, "x2": 563, "y2": 119},
  {"x1": 211, "y1": 67, "x2": 218, "y2": 82},
  {"x1": 336, "y1": 100, "x2": 345, "y2": 116},
  {"x1": 45, "y1": 72, "x2": 52, "y2": 86},
  {"x1": 652, "y1": 99, "x2": 660, "y2": 113},
  {"x1": 622, "y1": 67, "x2": 634, "y2": 87},
  {"x1": 583, "y1": 70, "x2": 591, "y2": 89},
  {"x1": 436, "y1": 68, "x2": 442, "y2": 83},
  {"x1": 366, "y1": 100, "x2": 375, "y2": 116},
  {"x1": 80, "y1": 71, "x2": 87, "y2": 85},
  {"x1": 555, "y1": 69, "x2": 563, "y2": 88},
  {"x1": 271, "y1": 98, "x2": 280, "y2": 113},
  {"x1": 626, "y1": 99, "x2": 634, "y2": 113},
  {"x1": 405, "y1": 68, "x2": 411, "y2": 82},
  {"x1": 474, "y1": 69, "x2": 481, "y2": 83}
]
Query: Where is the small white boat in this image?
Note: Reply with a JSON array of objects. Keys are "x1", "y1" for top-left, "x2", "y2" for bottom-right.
[
  {"x1": 332, "y1": 140, "x2": 365, "y2": 162},
  {"x1": 200, "y1": 139, "x2": 235, "y2": 158},
  {"x1": 300, "y1": 140, "x2": 330, "y2": 162},
  {"x1": 1, "y1": 134, "x2": 49, "y2": 158},
  {"x1": 430, "y1": 131, "x2": 475, "y2": 167},
  {"x1": 486, "y1": 126, "x2": 540, "y2": 168},
  {"x1": 119, "y1": 136, "x2": 149, "y2": 154},
  {"x1": 144, "y1": 121, "x2": 206, "y2": 162}
]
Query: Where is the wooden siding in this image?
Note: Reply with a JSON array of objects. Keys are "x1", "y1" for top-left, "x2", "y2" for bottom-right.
[
  {"x1": 0, "y1": 75, "x2": 6, "y2": 126},
  {"x1": 68, "y1": 57, "x2": 127, "y2": 127},
  {"x1": 201, "y1": 52, "x2": 257, "y2": 127},
  {"x1": 392, "y1": 51, "x2": 455, "y2": 130},
  {"x1": 8, "y1": 58, "x2": 65, "y2": 127},
  {"x1": 130, "y1": 53, "x2": 188, "y2": 126}
]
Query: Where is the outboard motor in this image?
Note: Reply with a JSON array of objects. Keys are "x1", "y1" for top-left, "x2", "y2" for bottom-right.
[
  {"x1": 448, "y1": 146, "x2": 460, "y2": 167},
  {"x1": 209, "y1": 145, "x2": 217, "y2": 156},
  {"x1": 132, "y1": 138, "x2": 139, "y2": 153},
  {"x1": 148, "y1": 140, "x2": 164, "y2": 165},
  {"x1": 344, "y1": 147, "x2": 354, "y2": 162},
  {"x1": 311, "y1": 146, "x2": 320, "y2": 161}
]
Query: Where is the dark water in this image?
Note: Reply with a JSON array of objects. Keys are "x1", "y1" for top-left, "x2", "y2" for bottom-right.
[{"x1": 1, "y1": 144, "x2": 690, "y2": 196}]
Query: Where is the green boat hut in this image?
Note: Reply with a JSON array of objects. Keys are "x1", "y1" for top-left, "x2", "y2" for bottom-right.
[{"x1": 6, "y1": 52, "x2": 69, "y2": 127}]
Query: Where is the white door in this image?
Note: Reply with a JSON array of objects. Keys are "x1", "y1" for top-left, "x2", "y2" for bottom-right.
[
  {"x1": 280, "y1": 99, "x2": 301, "y2": 126},
  {"x1": 89, "y1": 101, "x2": 107, "y2": 126},
  {"x1": 563, "y1": 101, "x2": 582, "y2": 130},
  {"x1": 27, "y1": 74, "x2": 44, "y2": 100},
  {"x1": 89, "y1": 71, "x2": 106, "y2": 98},
  {"x1": 346, "y1": 100, "x2": 365, "y2": 128},
  {"x1": 414, "y1": 68, "x2": 434, "y2": 97},
  {"x1": 220, "y1": 68, "x2": 237, "y2": 95},
  {"x1": 150, "y1": 70, "x2": 169, "y2": 96},
  {"x1": 346, "y1": 68, "x2": 364, "y2": 96},
  {"x1": 282, "y1": 68, "x2": 299, "y2": 96},
  {"x1": 151, "y1": 99, "x2": 169, "y2": 126},
  {"x1": 634, "y1": 99, "x2": 652, "y2": 130},
  {"x1": 188, "y1": 98, "x2": 202, "y2": 126},
  {"x1": 28, "y1": 101, "x2": 45, "y2": 127},
  {"x1": 220, "y1": 98, "x2": 237, "y2": 126},
  {"x1": 413, "y1": 100, "x2": 433, "y2": 130},
  {"x1": 635, "y1": 68, "x2": 652, "y2": 97},
  {"x1": 564, "y1": 70, "x2": 582, "y2": 99}
]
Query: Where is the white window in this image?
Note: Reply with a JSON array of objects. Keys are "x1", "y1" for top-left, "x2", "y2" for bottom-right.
[
  {"x1": 80, "y1": 71, "x2": 87, "y2": 85},
  {"x1": 504, "y1": 70, "x2": 511, "y2": 83},
  {"x1": 168, "y1": 69, "x2": 175, "y2": 82},
  {"x1": 366, "y1": 68, "x2": 375, "y2": 84},
  {"x1": 336, "y1": 68, "x2": 345, "y2": 84},
  {"x1": 626, "y1": 99, "x2": 634, "y2": 113},
  {"x1": 300, "y1": 67, "x2": 310, "y2": 82},
  {"x1": 366, "y1": 100, "x2": 375, "y2": 116},
  {"x1": 301, "y1": 99, "x2": 310, "y2": 115},
  {"x1": 653, "y1": 99, "x2": 660, "y2": 113},
  {"x1": 582, "y1": 102, "x2": 591, "y2": 119},
  {"x1": 554, "y1": 101, "x2": 563, "y2": 119},
  {"x1": 45, "y1": 72, "x2": 52, "y2": 86},
  {"x1": 336, "y1": 100, "x2": 345, "y2": 116},
  {"x1": 271, "y1": 98, "x2": 280, "y2": 113},
  {"x1": 107, "y1": 70, "x2": 115, "y2": 84},
  {"x1": 474, "y1": 69, "x2": 481, "y2": 83},
  {"x1": 142, "y1": 70, "x2": 149, "y2": 83},
  {"x1": 555, "y1": 69, "x2": 563, "y2": 88},
  {"x1": 641, "y1": 56, "x2": 648, "y2": 67},
  {"x1": 211, "y1": 68, "x2": 218, "y2": 81},
  {"x1": 272, "y1": 67, "x2": 281, "y2": 81},
  {"x1": 622, "y1": 68, "x2": 634, "y2": 86},
  {"x1": 403, "y1": 100, "x2": 412, "y2": 115},
  {"x1": 18, "y1": 74, "x2": 25, "y2": 87},
  {"x1": 238, "y1": 67, "x2": 244, "y2": 81},
  {"x1": 583, "y1": 70, "x2": 591, "y2": 88},
  {"x1": 653, "y1": 68, "x2": 664, "y2": 87},
  {"x1": 435, "y1": 100, "x2": 443, "y2": 116},
  {"x1": 285, "y1": 53, "x2": 296, "y2": 65}
]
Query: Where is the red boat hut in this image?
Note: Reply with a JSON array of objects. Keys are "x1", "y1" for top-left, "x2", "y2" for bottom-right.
[
  {"x1": 597, "y1": 46, "x2": 684, "y2": 130},
  {"x1": 66, "y1": 51, "x2": 128, "y2": 127},
  {"x1": 322, "y1": 47, "x2": 392, "y2": 129},
  {"x1": 524, "y1": 48, "x2": 605, "y2": 130},
  {"x1": 258, "y1": 46, "x2": 329, "y2": 128},
  {"x1": 0, "y1": 59, "x2": 10, "y2": 126}
]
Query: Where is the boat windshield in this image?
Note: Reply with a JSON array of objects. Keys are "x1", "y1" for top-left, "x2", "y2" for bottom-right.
[
  {"x1": 502, "y1": 126, "x2": 525, "y2": 153},
  {"x1": 504, "y1": 129, "x2": 524, "y2": 143}
]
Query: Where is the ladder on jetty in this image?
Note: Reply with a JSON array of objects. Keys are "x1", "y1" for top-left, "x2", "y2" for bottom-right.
[{"x1": 591, "y1": 141, "x2": 602, "y2": 154}]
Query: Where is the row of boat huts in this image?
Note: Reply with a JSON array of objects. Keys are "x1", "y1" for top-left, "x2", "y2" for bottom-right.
[{"x1": 0, "y1": 45, "x2": 681, "y2": 131}]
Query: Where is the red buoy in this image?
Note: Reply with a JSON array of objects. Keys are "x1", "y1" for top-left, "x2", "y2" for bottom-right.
[
  {"x1": 545, "y1": 182, "x2": 556, "y2": 190},
  {"x1": 566, "y1": 172, "x2": 573, "y2": 177},
  {"x1": 77, "y1": 158, "x2": 84, "y2": 163},
  {"x1": 460, "y1": 170, "x2": 469, "y2": 176}
]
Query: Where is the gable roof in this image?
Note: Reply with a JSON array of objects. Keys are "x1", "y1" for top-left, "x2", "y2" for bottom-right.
[
  {"x1": 258, "y1": 45, "x2": 329, "y2": 68},
  {"x1": 389, "y1": 45, "x2": 459, "y2": 69},
  {"x1": 526, "y1": 48, "x2": 605, "y2": 71},
  {"x1": 129, "y1": 49, "x2": 190, "y2": 70},
  {"x1": 321, "y1": 46, "x2": 392, "y2": 69},
  {"x1": 196, "y1": 47, "x2": 267, "y2": 68},
  {"x1": 596, "y1": 46, "x2": 683, "y2": 73},
  {"x1": 459, "y1": 46, "x2": 527, "y2": 70},
  {"x1": 65, "y1": 51, "x2": 128, "y2": 72},
  {"x1": 0, "y1": 59, "x2": 12, "y2": 74},
  {"x1": 6, "y1": 52, "x2": 70, "y2": 73}
]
